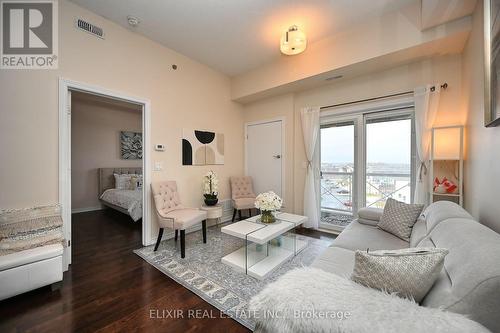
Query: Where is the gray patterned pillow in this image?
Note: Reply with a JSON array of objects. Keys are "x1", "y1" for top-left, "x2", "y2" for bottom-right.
[
  {"x1": 378, "y1": 198, "x2": 424, "y2": 241},
  {"x1": 351, "y1": 248, "x2": 448, "y2": 303}
]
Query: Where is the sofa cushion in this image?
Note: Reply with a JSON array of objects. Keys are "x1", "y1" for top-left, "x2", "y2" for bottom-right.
[
  {"x1": 0, "y1": 243, "x2": 63, "y2": 271},
  {"x1": 409, "y1": 218, "x2": 427, "y2": 247},
  {"x1": 351, "y1": 247, "x2": 448, "y2": 303},
  {"x1": 333, "y1": 220, "x2": 409, "y2": 251},
  {"x1": 422, "y1": 218, "x2": 500, "y2": 333},
  {"x1": 311, "y1": 246, "x2": 355, "y2": 278},
  {"x1": 358, "y1": 217, "x2": 379, "y2": 226},
  {"x1": 420, "y1": 201, "x2": 473, "y2": 236},
  {"x1": 358, "y1": 207, "x2": 383, "y2": 222},
  {"x1": 377, "y1": 198, "x2": 424, "y2": 241}
]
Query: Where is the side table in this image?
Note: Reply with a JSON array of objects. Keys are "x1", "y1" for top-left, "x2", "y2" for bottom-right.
[{"x1": 200, "y1": 204, "x2": 223, "y2": 226}]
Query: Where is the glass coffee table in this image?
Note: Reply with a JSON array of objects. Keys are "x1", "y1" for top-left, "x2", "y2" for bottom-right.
[{"x1": 220, "y1": 212, "x2": 308, "y2": 280}]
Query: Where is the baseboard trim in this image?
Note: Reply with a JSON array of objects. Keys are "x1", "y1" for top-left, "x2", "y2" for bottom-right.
[{"x1": 72, "y1": 206, "x2": 104, "y2": 214}]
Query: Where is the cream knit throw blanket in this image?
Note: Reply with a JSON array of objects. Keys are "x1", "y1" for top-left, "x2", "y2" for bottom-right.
[{"x1": 0, "y1": 204, "x2": 64, "y2": 256}]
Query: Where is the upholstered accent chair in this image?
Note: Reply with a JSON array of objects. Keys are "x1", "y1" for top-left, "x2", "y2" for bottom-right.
[
  {"x1": 151, "y1": 181, "x2": 207, "y2": 258},
  {"x1": 230, "y1": 176, "x2": 257, "y2": 222}
]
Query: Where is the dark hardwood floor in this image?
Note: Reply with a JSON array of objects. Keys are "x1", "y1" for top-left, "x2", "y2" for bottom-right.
[{"x1": 0, "y1": 209, "x2": 335, "y2": 333}]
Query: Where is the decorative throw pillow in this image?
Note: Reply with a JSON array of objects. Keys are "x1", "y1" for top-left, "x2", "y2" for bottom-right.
[
  {"x1": 114, "y1": 173, "x2": 134, "y2": 190},
  {"x1": 351, "y1": 247, "x2": 448, "y2": 303},
  {"x1": 377, "y1": 198, "x2": 424, "y2": 241}
]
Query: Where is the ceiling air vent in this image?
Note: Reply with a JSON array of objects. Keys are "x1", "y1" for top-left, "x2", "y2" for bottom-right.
[{"x1": 76, "y1": 19, "x2": 104, "y2": 39}]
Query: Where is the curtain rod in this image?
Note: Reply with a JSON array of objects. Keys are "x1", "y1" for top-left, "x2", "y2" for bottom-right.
[{"x1": 320, "y1": 82, "x2": 448, "y2": 110}]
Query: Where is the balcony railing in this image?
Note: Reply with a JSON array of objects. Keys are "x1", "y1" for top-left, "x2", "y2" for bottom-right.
[
  {"x1": 321, "y1": 171, "x2": 411, "y2": 212},
  {"x1": 321, "y1": 171, "x2": 353, "y2": 213},
  {"x1": 365, "y1": 173, "x2": 411, "y2": 208}
]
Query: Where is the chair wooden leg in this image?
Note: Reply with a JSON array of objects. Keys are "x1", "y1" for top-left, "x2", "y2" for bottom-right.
[
  {"x1": 154, "y1": 228, "x2": 164, "y2": 251},
  {"x1": 232, "y1": 208, "x2": 237, "y2": 222},
  {"x1": 202, "y1": 220, "x2": 207, "y2": 243},
  {"x1": 180, "y1": 230, "x2": 186, "y2": 258},
  {"x1": 175, "y1": 229, "x2": 178, "y2": 241},
  {"x1": 238, "y1": 210, "x2": 242, "y2": 221},
  {"x1": 248, "y1": 209, "x2": 252, "y2": 217}
]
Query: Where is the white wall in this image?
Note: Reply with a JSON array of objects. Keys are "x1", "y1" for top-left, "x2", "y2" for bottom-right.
[
  {"x1": 462, "y1": 1, "x2": 500, "y2": 233},
  {"x1": 71, "y1": 96, "x2": 142, "y2": 211},
  {"x1": 0, "y1": 0, "x2": 244, "y2": 242}
]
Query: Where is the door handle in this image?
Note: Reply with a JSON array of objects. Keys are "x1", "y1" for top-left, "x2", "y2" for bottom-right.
[{"x1": 273, "y1": 154, "x2": 281, "y2": 159}]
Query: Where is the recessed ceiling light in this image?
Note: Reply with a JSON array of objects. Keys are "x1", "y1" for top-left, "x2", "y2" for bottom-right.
[
  {"x1": 325, "y1": 75, "x2": 343, "y2": 81},
  {"x1": 127, "y1": 15, "x2": 140, "y2": 27}
]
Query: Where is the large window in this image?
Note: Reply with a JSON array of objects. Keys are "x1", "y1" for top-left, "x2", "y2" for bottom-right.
[{"x1": 320, "y1": 109, "x2": 415, "y2": 231}]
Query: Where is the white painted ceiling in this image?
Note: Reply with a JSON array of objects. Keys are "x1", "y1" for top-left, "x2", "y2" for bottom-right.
[{"x1": 70, "y1": 0, "x2": 418, "y2": 76}]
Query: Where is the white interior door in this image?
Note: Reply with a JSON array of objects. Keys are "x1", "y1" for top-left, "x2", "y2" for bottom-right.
[{"x1": 246, "y1": 120, "x2": 283, "y2": 198}]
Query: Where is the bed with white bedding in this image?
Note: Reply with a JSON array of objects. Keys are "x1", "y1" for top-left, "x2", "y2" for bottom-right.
[
  {"x1": 100, "y1": 189, "x2": 142, "y2": 221},
  {"x1": 98, "y1": 168, "x2": 143, "y2": 222}
]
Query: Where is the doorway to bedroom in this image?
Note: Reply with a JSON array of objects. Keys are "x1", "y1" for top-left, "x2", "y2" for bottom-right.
[
  {"x1": 70, "y1": 91, "x2": 144, "y2": 268},
  {"x1": 59, "y1": 79, "x2": 151, "y2": 271}
]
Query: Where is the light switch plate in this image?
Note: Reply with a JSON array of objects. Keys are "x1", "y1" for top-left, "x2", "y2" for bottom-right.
[{"x1": 154, "y1": 162, "x2": 163, "y2": 171}]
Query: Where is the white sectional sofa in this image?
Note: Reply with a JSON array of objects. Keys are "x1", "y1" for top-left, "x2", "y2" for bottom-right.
[
  {"x1": 252, "y1": 201, "x2": 500, "y2": 332},
  {"x1": 0, "y1": 243, "x2": 63, "y2": 300}
]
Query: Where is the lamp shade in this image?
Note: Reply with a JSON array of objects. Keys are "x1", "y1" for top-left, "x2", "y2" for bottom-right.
[
  {"x1": 433, "y1": 127, "x2": 462, "y2": 160},
  {"x1": 280, "y1": 25, "x2": 307, "y2": 55}
]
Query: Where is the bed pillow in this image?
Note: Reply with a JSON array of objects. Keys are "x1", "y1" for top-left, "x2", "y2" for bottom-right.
[
  {"x1": 114, "y1": 173, "x2": 134, "y2": 190},
  {"x1": 377, "y1": 198, "x2": 424, "y2": 241},
  {"x1": 130, "y1": 175, "x2": 143, "y2": 190},
  {"x1": 351, "y1": 247, "x2": 448, "y2": 303}
]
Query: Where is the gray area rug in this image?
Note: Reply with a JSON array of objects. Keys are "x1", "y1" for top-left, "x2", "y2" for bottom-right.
[{"x1": 134, "y1": 223, "x2": 333, "y2": 330}]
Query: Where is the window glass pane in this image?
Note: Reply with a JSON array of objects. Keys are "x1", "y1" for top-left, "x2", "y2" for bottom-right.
[
  {"x1": 320, "y1": 123, "x2": 354, "y2": 213},
  {"x1": 366, "y1": 118, "x2": 412, "y2": 208}
]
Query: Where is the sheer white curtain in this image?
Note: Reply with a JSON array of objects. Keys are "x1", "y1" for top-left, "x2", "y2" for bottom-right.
[
  {"x1": 300, "y1": 107, "x2": 320, "y2": 228},
  {"x1": 414, "y1": 85, "x2": 441, "y2": 205}
]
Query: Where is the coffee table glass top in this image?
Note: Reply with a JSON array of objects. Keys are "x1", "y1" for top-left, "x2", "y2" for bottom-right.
[
  {"x1": 221, "y1": 212, "x2": 305, "y2": 245},
  {"x1": 220, "y1": 212, "x2": 308, "y2": 280}
]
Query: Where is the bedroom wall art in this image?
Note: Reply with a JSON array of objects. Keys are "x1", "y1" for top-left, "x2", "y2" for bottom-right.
[
  {"x1": 120, "y1": 131, "x2": 143, "y2": 159},
  {"x1": 182, "y1": 129, "x2": 224, "y2": 165}
]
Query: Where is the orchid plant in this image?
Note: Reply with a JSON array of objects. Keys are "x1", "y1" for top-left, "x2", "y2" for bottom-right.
[{"x1": 203, "y1": 170, "x2": 219, "y2": 200}]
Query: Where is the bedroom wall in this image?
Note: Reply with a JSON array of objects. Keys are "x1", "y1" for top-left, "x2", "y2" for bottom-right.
[
  {"x1": 462, "y1": 1, "x2": 500, "y2": 233},
  {"x1": 242, "y1": 54, "x2": 464, "y2": 216},
  {"x1": 71, "y1": 95, "x2": 142, "y2": 211},
  {"x1": 0, "y1": 0, "x2": 244, "y2": 243}
]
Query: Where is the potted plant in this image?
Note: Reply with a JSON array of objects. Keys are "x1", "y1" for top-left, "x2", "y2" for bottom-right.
[
  {"x1": 203, "y1": 170, "x2": 219, "y2": 206},
  {"x1": 254, "y1": 191, "x2": 282, "y2": 223}
]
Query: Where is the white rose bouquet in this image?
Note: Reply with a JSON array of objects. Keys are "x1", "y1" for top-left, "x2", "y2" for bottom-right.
[
  {"x1": 203, "y1": 171, "x2": 219, "y2": 205},
  {"x1": 254, "y1": 191, "x2": 282, "y2": 223}
]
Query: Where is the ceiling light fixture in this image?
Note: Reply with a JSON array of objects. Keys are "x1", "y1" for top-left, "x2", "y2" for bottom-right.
[{"x1": 280, "y1": 25, "x2": 306, "y2": 55}]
